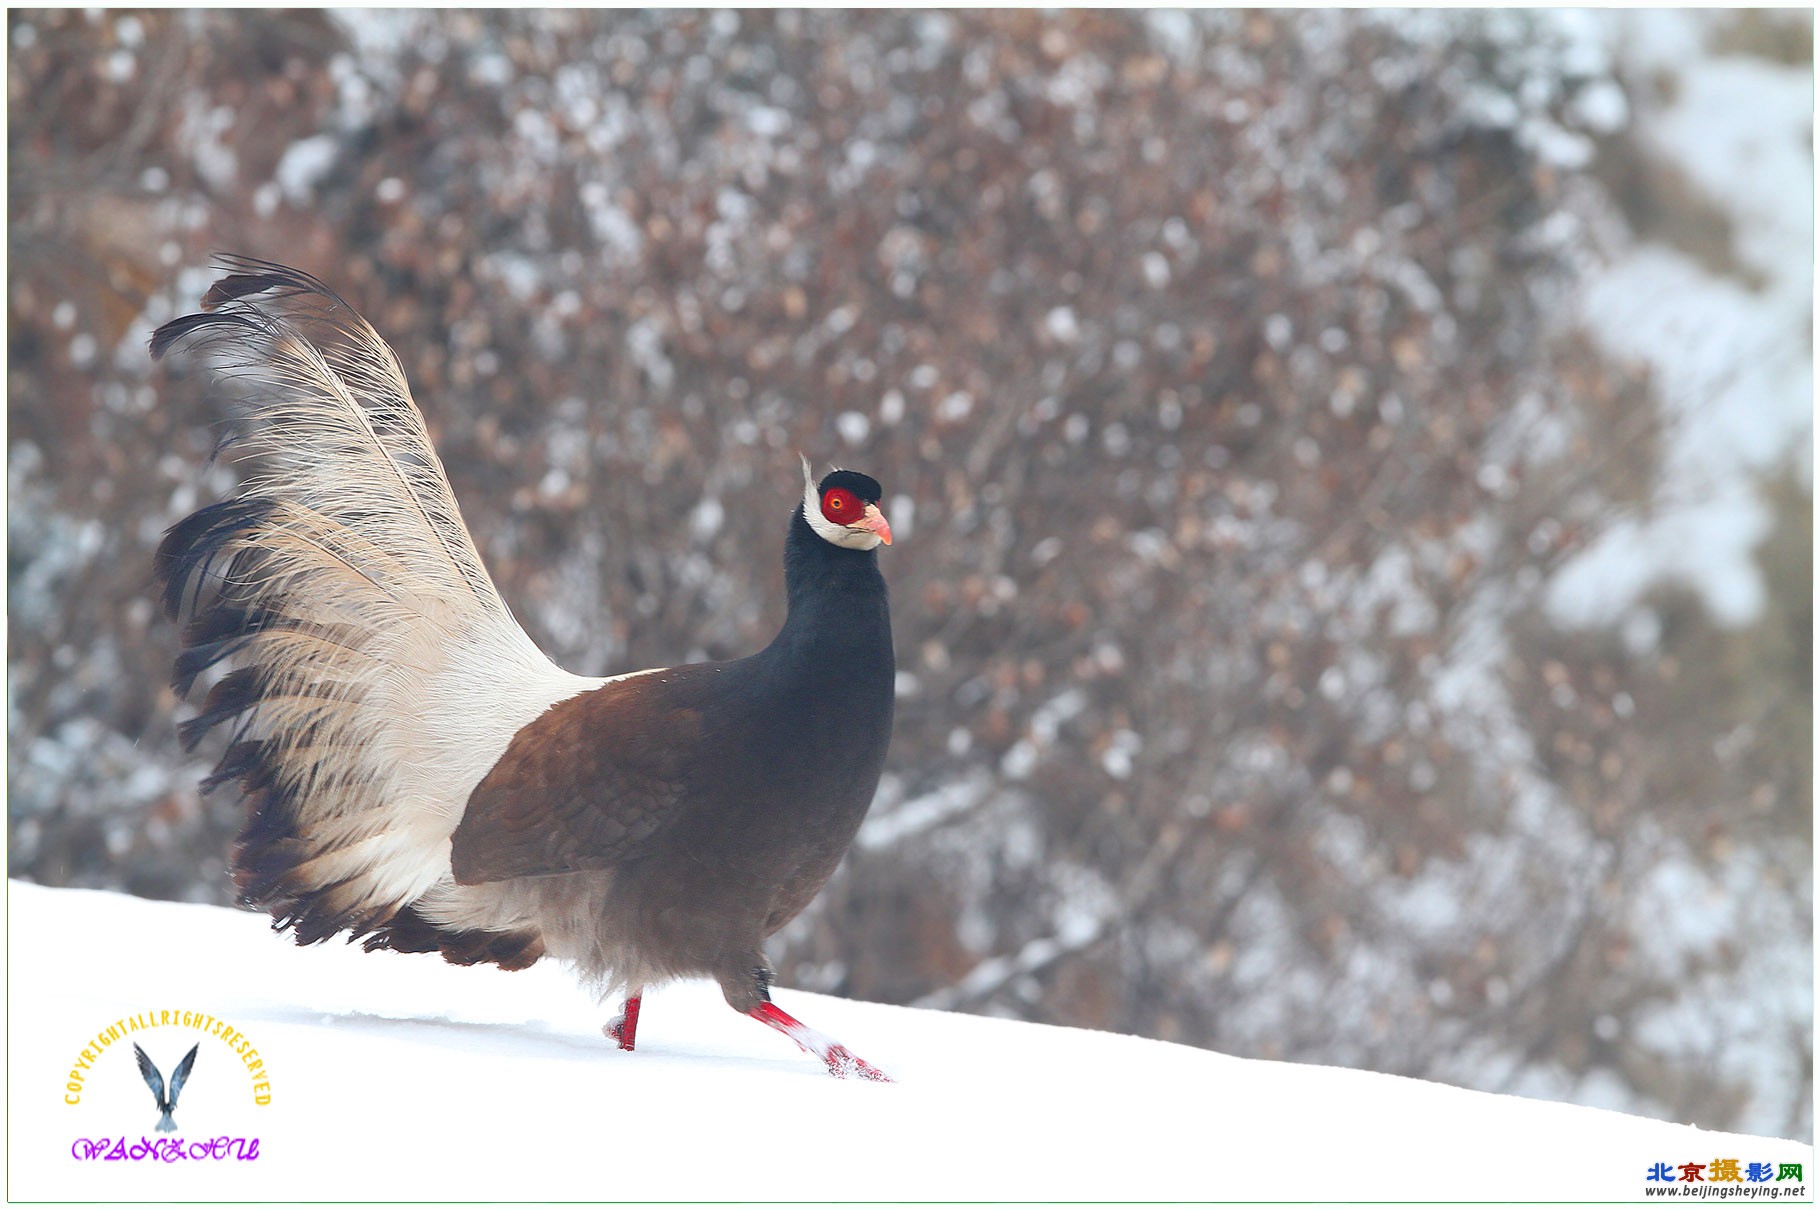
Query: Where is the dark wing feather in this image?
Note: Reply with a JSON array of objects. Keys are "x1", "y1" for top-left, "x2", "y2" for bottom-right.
[
  {"x1": 451, "y1": 674, "x2": 701, "y2": 884},
  {"x1": 132, "y1": 1043, "x2": 167, "y2": 1110},
  {"x1": 166, "y1": 1044, "x2": 200, "y2": 1109}
]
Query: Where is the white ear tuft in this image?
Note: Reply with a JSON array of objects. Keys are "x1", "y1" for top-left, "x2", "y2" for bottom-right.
[
  {"x1": 801, "y1": 456, "x2": 879, "y2": 549},
  {"x1": 801, "y1": 455, "x2": 831, "y2": 537}
]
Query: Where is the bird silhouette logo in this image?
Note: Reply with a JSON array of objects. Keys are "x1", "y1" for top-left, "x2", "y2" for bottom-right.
[{"x1": 131, "y1": 1042, "x2": 198, "y2": 1134}]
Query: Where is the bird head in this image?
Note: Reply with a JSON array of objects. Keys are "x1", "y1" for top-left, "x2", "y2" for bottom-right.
[{"x1": 800, "y1": 456, "x2": 893, "y2": 551}]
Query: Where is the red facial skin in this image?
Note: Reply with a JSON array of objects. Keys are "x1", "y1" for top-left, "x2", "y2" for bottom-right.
[
  {"x1": 820, "y1": 487, "x2": 861, "y2": 526},
  {"x1": 821, "y1": 489, "x2": 893, "y2": 545}
]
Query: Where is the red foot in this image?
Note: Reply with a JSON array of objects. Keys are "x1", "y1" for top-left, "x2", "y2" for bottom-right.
[
  {"x1": 604, "y1": 990, "x2": 643, "y2": 1051},
  {"x1": 748, "y1": 1001, "x2": 892, "y2": 1082}
]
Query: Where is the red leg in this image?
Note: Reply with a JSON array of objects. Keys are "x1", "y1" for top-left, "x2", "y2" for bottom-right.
[
  {"x1": 748, "y1": 1001, "x2": 892, "y2": 1082},
  {"x1": 604, "y1": 989, "x2": 643, "y2": 1051}
]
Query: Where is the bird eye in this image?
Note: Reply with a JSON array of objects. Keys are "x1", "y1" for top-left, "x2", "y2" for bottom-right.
[{"x1": 820, "y1": 488, "x2": 858, "y2": 524}]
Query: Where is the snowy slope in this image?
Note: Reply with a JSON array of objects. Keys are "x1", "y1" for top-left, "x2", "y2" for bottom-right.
[{"x1": 8, "y1": 881, "x2": 1808, "y2": 1202}]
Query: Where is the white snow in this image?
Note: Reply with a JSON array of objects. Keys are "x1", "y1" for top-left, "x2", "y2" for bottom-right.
[
  {"x1": 835, "y1": 410, "x2": 871, "y2": 447},
  {"x1": 180, "y1": 100, "x2": 237, "y2": 192},
  {"x1": 273, "y1": 134, "x2": 339, "y2": 206},
  {"x1": 1546, "y1": 12, "x2": 1813, "y2": 630},
  {"x1": 1044, "y1": 304, "x2": 1081, "y2": 344},
  {"x1": 8, "y1": 881, "x2": 1807, "y2": 1201}
]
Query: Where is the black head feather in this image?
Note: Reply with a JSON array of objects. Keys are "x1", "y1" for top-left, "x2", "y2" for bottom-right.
[{"x1": 817, "y1": 469, "x2": 883, "y2": 504}]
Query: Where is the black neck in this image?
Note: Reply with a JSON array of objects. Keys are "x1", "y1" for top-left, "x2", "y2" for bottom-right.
[{"x1": 765, "y1": 506, "x2": 892, "y2": 667}]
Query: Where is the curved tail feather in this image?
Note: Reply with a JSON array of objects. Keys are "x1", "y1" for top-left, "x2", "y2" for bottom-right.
[{"x1": 153, "y1": 258, "x2": 598, "y2": 957}]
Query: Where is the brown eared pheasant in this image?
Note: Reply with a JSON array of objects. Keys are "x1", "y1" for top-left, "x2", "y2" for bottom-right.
[{"x1": 152, "y1": 258, "x2": 897, "y2": 1080}]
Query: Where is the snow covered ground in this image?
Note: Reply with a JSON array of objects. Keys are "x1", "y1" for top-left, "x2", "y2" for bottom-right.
[{"x1": 8, "y1": 881, "x2": 1808, "y2": 1202}]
